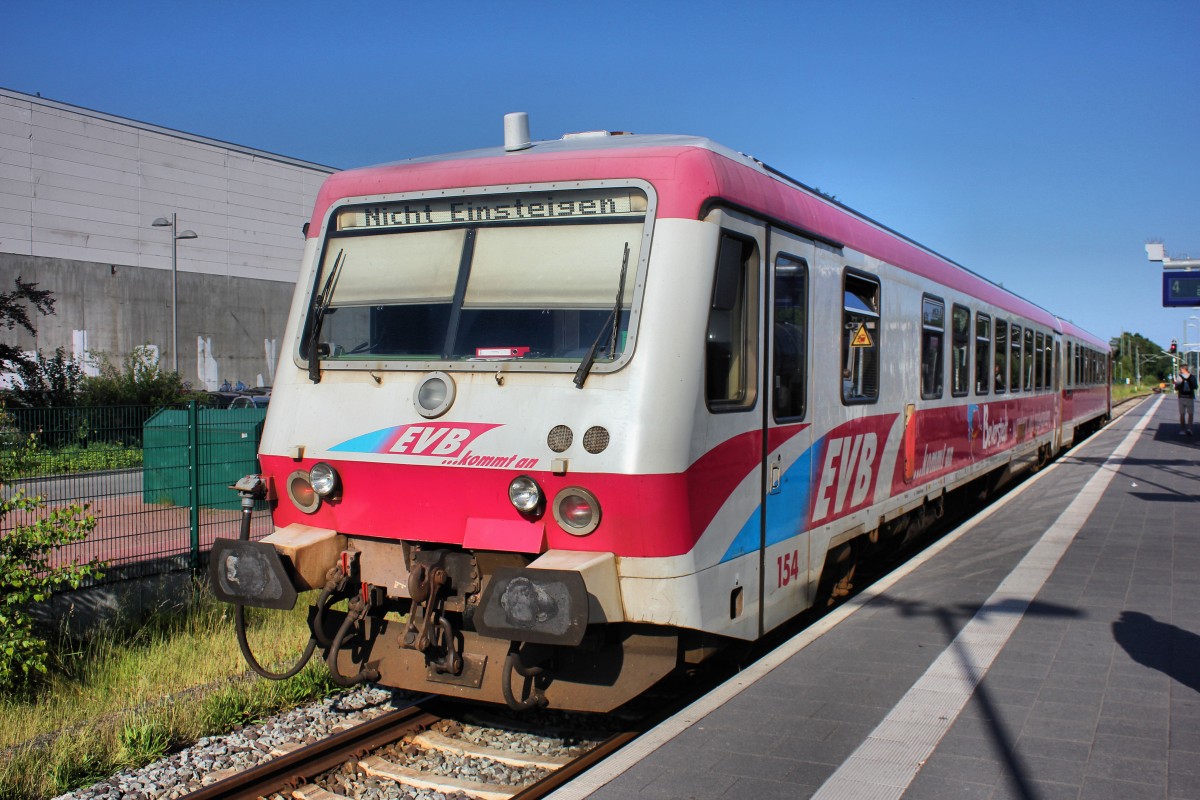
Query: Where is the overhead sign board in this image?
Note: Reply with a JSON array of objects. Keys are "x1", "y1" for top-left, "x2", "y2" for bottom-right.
[{"x1": 1163, "y1": 271, "x2": 1200, "y2": 308}]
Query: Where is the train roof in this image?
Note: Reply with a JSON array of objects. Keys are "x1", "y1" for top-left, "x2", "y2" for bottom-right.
[
  {"x1": 310, "y1": 130, "x2": 1084, "y2": 335},
  {"x1": 1056, "y1": 317, "x2": 1111, "y2": 351}
]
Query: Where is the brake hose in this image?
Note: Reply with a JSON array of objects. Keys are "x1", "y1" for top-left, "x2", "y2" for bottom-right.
[
  {"x1": 230, "y1": 482, "x2": 323, "y2": 680},
  {"x1": 324, "y1": 595, "x2": 381, "y2": 687},
  {"x1": 501, "y1": 644, "x2": 548, "y2": 710},
  {"x1": 235, "y1": 602, "x2": 319, "y2": 680}
]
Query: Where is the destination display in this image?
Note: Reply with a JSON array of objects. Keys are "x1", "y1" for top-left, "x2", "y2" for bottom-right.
[
  {"x1": 338, "y1": 189, "x2": 646, "y2": 231},
  {"x1": 1163, "y1": 271, "x2": 1200, "y2": 308}
]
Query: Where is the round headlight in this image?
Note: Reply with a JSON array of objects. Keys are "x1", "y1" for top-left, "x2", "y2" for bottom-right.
[
  {"x1": 553, "y1": 487, "x2": 601, "y2": 535},
  {"x1": 286, "y1": 470, "x2": 320, "y2": 514},
  {"x1": 508, "y1": 475, "x2": 543, "y2": 514},
  {"x1": 309, "y1": 462, "x2": 340, "y2": 497},
  {"x1": 414, "y1": 372, "x2": 455, "y2": 418}
]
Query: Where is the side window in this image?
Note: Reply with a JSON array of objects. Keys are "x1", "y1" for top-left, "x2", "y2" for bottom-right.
[
  {"x1": 1023, "y1": 327, "x2": 1034, "y2": 391},
  {"x1": 995, "y1": 319, "x2": 1008, "y2": 394},
  {"x1": 1046, "y1": 335, "x2": 1056, "y2": 388},
  {"x1": 920, "y1": 296, "x2": 945, "y2": 399},
  {"x1": 772, "y1": 255, "x2": 808, "y2": 421},
  {"x1": 842, "y1": 271, "x2": 880, "y2": 403},
  {"x1": 1010, "y1": 324, "x2": 1022, "y2": 392},
  {"x1": 706, "y1": 233, "x2": 757, "y2": 410},
  {"x1": 951, "y1": 305, "x2": 970, "y2": 397},
  {"x1": 1035, "y1": 331, "x2": 1045, "y2": 390},
  {"x1": 975, "y1": 313, "x2": 991, "y2": 395}
]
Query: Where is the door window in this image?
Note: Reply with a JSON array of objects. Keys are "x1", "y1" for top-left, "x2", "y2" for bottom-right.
[{"x1": 772, "y1": 255, "x2": 808, "y2": 421}]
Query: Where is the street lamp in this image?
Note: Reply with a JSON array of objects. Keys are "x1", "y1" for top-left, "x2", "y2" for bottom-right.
[{"x1": 151, "y1": 214, "x2": 198, "y2": 372}]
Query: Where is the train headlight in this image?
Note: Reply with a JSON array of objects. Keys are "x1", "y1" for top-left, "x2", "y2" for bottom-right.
[
  {"x1": 309, "y1": 462, "x2": 340, "y2": 498},
  {"x1": 508, "y1": 475, "x2": 543, "y2": 514},
  {"x1": 414, "y1": 371, "x2": 456, "y2": 418},
  {"x1": 286, "y1": 470, "x2": 321, "y2": 514},
  {"x1": 552, "y1": 487, "x2": 601, "y2": 535}
]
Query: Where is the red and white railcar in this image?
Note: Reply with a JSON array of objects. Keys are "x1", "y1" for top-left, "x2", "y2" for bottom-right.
[{"x1": 211, "y1": 117, "x2": 1111, "y2": 711}]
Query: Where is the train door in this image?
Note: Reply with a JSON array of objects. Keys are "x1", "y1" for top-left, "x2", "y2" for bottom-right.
[
  {"x1": 701, "y1": 209, "x2": 768, "y2": 640},
  {"x1": 1054, "y1": 334, "x2": 1064, "y2": 450},
  {"x1": 760, "y1": 229, "x2": 816, "y2": 633}
]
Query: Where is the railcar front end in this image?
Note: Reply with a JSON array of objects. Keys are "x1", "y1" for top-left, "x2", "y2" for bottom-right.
[{"x1": 209, "y1": 156, "x2": 744, "y2": 711}]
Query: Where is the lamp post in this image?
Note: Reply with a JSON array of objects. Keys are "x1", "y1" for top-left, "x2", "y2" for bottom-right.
[{"x1": 151, "y1": 214, "x2": 198, "y2": 372}]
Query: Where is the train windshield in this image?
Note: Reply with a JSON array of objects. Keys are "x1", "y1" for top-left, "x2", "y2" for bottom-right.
[{"x1": 305, "y1": 188, "x2": 647, "y2": 369}]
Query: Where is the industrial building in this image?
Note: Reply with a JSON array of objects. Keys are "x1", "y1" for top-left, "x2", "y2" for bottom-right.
[{"x1": 0, "y1": 87, "x2": 336, "y2": 390}]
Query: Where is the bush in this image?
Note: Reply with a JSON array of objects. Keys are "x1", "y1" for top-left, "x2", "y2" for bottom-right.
[
  {"x1": 0, "y1": 492, "x2": 105, "y2": 693},
  {"x1": 0, "y1": 401, "x2": 35, "y2": 475},
  {"x1": 80, "y1": 347, "x2": 192, "y2": 408}
]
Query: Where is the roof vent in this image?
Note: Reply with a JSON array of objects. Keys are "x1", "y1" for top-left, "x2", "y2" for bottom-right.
[
  {"x1": 504, "y1": 112, "x2": 533, "y2": 152},
  {"x1": 562, "y1": 130, "x2": 612, "y2": 140}
]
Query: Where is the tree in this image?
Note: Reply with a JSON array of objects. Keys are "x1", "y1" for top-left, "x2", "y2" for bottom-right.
[
  {"x1": 0, "y1": 284, "x2": 105, "y2": 691},
  {"x1": 0, "y1": 277, "x2": 55, "y2": 373},
  {"x1": 6, "y1": 347, "x2": 85, "y2": 408},
  {"x1": 1111, "y1": 332, "x2": 1171, "y2": 384}
]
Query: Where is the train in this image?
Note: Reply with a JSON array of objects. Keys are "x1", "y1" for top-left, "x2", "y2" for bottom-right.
[{"x1": 210, "y1": 114, "x2": 1111, "y2": 712}]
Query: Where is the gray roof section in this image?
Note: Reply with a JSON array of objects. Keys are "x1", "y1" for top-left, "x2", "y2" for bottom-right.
[{"x1": 0, "y1": 86, "x2": 339, "y2": 174}]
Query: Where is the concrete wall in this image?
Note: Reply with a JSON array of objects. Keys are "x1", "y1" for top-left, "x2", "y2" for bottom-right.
[
  {"x1": 1, "y1": 254, "x2": 291, "y2": 388},
  {"x1": 0, "y1": 88, "x2": 335, "y2": 388}
]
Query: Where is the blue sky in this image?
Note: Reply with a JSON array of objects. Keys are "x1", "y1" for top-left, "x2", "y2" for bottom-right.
[{"x1": 3, "y1": 0, "x2": 1197, "y2": 354}]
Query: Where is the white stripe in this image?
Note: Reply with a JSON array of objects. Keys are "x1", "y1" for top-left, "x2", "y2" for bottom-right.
[
  {"x1": 812, "y1": 396, "x2": 1159, "y2": 799},
  {"x1": 548, "y1": 397, "x2": 1156, "y2": 800}
]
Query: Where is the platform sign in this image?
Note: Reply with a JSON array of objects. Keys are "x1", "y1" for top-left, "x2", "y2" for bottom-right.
[{"x1": 1163, "y1": 271, "x2": 1200, "y2": 308}]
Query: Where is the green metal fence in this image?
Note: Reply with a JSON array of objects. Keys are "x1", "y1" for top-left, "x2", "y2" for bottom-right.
[{"x1": 1, "y1": 401, "x2": 273, "y2": 582}]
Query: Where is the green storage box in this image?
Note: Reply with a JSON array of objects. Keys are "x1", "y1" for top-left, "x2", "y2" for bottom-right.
[{"x1": 142, "y1": 407, "x2": 267, "y2": 510}]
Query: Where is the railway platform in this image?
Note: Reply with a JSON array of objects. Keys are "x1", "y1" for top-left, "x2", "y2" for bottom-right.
[{"x1": 552, "y1": 394, "x2": 1199, "y2": 800}]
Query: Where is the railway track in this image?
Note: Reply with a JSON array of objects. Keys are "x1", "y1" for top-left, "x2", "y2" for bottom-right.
[{"x1": 181, "y1": 699, "x2": 638, "y2": 800}]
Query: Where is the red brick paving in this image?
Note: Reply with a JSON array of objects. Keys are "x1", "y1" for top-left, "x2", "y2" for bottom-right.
[{"x1": 1, "y1": 493, "x2": 272, "y2": 570}]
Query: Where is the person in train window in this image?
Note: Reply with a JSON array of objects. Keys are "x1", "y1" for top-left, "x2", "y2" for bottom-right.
[{"x1": 1175, "y1": 364, "x2": 1197, "y2": 435}]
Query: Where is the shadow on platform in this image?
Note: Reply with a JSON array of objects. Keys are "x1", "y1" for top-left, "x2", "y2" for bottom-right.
[{"x1": 1112, "y1": 611, "x2": 1200, "y2": 696}]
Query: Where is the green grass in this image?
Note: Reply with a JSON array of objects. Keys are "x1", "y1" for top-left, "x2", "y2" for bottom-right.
[
  {"x1": 1112, "y1": 383, "x2": 1153, "y2": 404},
  {"x1": 0, "y1": 441, "x2": 143, "y2": 480},
  {"x1": 0, "y1": 582, "x2": 338, "y2": 800}
]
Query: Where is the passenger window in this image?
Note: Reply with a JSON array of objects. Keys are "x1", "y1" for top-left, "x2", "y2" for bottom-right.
[
  {"x1": 1051, "y1": 340, "x2": 1059, "y2": 391},
  {"x1": 772, "y1": 255, "x2": 808, "y2": 421},
  {"x1": 921, "y1": 296, "x2": 945, "y2": 400},
  {"x1": 1044, "y1": 336, "x2": 1054, "y2": 390},
  {"x1": 994, "y1": 320, "x2": 1008, "y2": 394},
  {"x1": 1010, "y1": 324, "x2": 1022, "y2": 392},
  {"x1": 975, "y1": 313, "x2": 991, "y2": 395},
  {"x1": 1035, "y1": 332, "x2": 1045, "y2": 390},
  {"x1": 842, "y1": 271, "x2": 880, "y2": 403},
  {"x1": 706, "y1": 233, "x2": 757, "y2": 409},
  {"x1": 951, "y1": 305, "x2": 970, "y2": 397},
  {"x1": 1023, "y1": 327, "x2": 1034, "y2": 390}
]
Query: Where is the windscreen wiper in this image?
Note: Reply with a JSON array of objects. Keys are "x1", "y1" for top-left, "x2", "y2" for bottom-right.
[
  {"x1": 307, "y1": 249, "x2": 345, "y2": 383},
  {"x1": 573, "y1": 243, "x2": 630, "y2": 389}
]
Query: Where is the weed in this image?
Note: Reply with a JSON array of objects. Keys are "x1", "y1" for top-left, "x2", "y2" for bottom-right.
[{"x1": 0, "y1": 582, "x2": 333, "y2": 800}]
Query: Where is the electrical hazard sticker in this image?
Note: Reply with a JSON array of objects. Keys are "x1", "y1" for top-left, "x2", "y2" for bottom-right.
[{"x1": 850, "y1": 324, "x2": 873, "y2": 348}]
